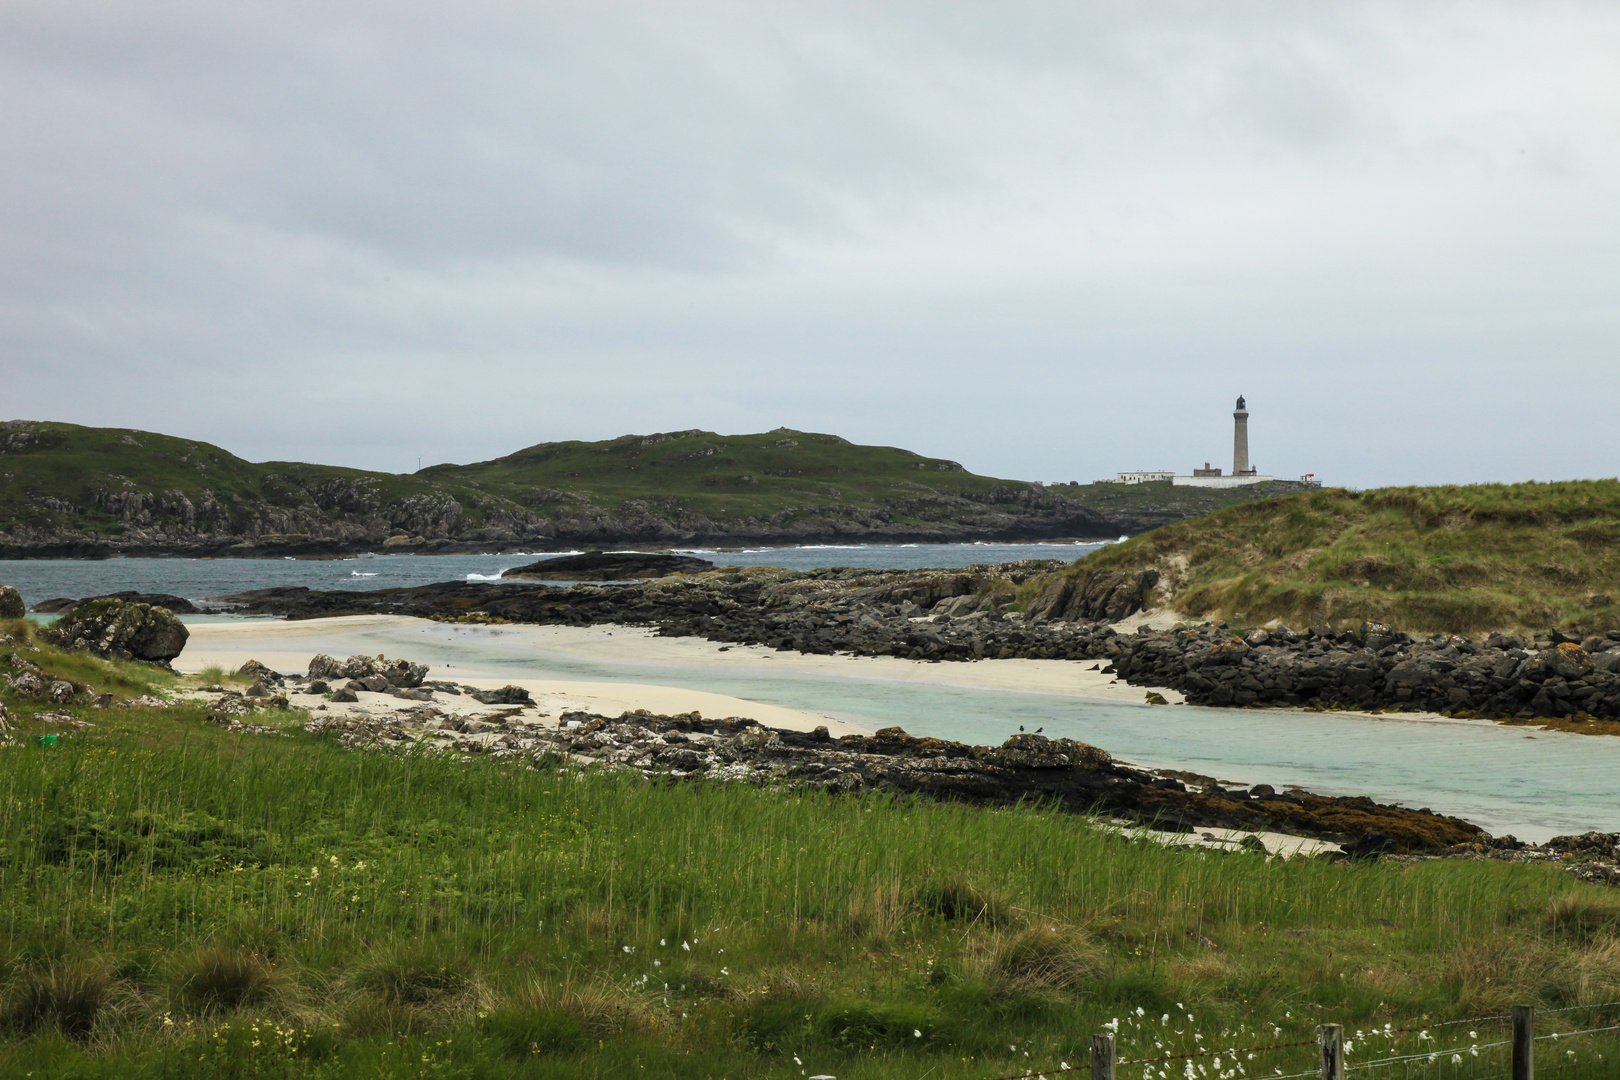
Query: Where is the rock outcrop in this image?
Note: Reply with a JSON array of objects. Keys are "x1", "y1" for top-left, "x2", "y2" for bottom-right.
[
  {"x1": 0, "y1": 585, "x2": 22, "y2": 620},
  {"x1": 307, "y1": 654, "x2": 428, "y2": 688},
  {"x1": 29, "y1": 591, "x2": 200, "y2": 615},
  {"x1": 40, "y1": 599, "x2": 189, "y2": 664},
  {"x1": 502, "y1": 551, "x2": 715, "y2": 580},
  {"x1": 218, "y1": 562, "x2": 1620, "y2": 724}
]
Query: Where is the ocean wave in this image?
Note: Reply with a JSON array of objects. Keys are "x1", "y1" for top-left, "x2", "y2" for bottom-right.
[
  {"x1": 465, "y1": 572, "x2": 509, "y2": 581},
  {"x1": 350, "y1": 571, "x2": 378, "y2": 577}
]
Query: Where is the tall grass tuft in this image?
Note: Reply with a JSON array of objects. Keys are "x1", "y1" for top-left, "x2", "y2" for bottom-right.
[
  {"x1": 5, "y1": 959, "x2": 110, "y2": 1041},
  {"x1": 985, "y1": 927, "x2": 1106, "y2": 1000},
  {"x1": 174, "y1": 946, "x2": 285, "y2": 1013}
]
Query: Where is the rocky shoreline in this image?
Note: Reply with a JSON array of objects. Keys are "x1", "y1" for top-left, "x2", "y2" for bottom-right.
[
  {"x1": 210, "y1": 561, "x2": 1620, "y2": 726},
  {"x1": 206, "y1": 657, "x2": 1479, "y2": 855},
  {"x1": 198, "y1": 658, "x2": 1620, "y2": 879}
]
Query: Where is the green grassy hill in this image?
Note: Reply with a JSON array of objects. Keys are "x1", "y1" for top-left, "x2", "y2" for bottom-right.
[
  {"x1": 0, "y1": 421, "x2": 1306, "y2": 556},
  {"x1": 1038, "y1": 480, "x2": 1620, "y2": 637}
]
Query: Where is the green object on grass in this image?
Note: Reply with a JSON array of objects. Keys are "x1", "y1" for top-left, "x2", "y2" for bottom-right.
[{"x1": 34, "y1": 735, "x2": 57, "y2": 748}]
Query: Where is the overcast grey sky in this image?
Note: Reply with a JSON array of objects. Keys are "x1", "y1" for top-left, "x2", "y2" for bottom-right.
[{"x1": 4, "y1": 2, "x2": 1618, "y2": 487}]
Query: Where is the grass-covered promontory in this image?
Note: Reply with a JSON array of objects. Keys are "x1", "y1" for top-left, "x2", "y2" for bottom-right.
[
  {"x1": 1042, "y1": 480, "x2": 1620, "y2": 637},
  {"x1": 0, "y1": 420, "x2": 1310, "y2": 555},
  {"x1": 3, "y1": 623, "x2": 1620, "y2": 1077}
]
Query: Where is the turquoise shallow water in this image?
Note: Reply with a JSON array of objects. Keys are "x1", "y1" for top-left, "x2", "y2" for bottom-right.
[{"x1": 223, "y1": 617, "x2": 1620, "y2": 843}]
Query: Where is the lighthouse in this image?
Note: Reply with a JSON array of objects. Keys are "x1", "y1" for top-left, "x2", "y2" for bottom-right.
[{"x1": 1232, "y1": 395, "x2": 1251, "y2": 476}]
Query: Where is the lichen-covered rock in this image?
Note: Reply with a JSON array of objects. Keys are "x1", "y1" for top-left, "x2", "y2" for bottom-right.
[
  {"x1": 0, "y1": 585, "x2": 23, "y2": 620},
  {"x1": 7, "y1": 671, "x2": 43, "y2": 696},
  {"x1": 1552, "y1": 642, "x2": 1593, "y2": 679},
  {"x1": 40, "y1": 598, "x2": 188, "y2": 663},
  {"x1": 47, "y1": 680, "x2": 75, "y2": 704}
]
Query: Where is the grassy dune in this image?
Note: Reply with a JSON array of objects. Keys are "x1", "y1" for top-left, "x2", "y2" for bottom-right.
[
  {"x1": 1043, "y1": 480, "x2": 1620, "y2": 637},
  {"x1": 2, "y1": 623, "x2": 1619, "y2": 1077}
]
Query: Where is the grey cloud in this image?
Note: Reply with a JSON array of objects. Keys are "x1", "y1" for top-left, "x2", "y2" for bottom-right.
[{"x1": 3, "y1": 1, "x2": 1619, "y2": 487}]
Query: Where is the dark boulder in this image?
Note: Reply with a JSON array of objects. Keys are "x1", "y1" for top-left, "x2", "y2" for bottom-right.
[
  {"x1": 1359, "y1": 620, "x2": 1398, "y2": 651},
  {"x1": 471, "y1": 685, "x2": 534, "y2": 705},
  {"x1": 40, "y1": 599, "x2": 188, "y2": 664},
  {"x1": 0, "y1": 585, "x2": 23, "y2": 620},
  {"x1": 503, "y1": 551, "x2": 714, "y2": 581}
]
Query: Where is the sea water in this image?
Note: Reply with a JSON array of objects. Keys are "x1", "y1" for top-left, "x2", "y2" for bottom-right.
[{"x1": 0, "y1": 541, "x2": 1110, "y2": 606}]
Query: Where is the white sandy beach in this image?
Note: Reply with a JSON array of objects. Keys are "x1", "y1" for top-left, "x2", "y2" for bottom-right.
[{"x1": 177, "y1": 616, "x2": 872, "y2": 736}]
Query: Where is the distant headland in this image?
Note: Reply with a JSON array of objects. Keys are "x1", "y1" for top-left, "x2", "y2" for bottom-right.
[{"x1": 0, "y1": 420, "x2": 1314, "y2": 558}]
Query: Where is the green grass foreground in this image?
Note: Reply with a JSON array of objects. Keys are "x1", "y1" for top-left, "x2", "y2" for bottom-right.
[
  {"x1": 2, "y1": 638, "x2": 1619, "y2": 1077},
  {"x1": 1043, "y1": 480, "x2": 1620, "y2": 637}
]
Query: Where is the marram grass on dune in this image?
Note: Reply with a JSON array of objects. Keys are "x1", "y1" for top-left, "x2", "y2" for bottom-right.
[{"x1": 1041, "y1": 479, "x2": 1620, "y2": 637}]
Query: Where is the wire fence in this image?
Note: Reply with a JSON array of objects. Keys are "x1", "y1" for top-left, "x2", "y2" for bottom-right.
[{"x1": 988, "y1": 1002, "x2": 1620, "y2": 1080}]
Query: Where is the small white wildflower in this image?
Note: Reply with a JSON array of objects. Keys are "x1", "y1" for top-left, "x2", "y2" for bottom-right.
[
  {"x1": 913, "y1": 1029, "x2": 921, "y2": 1038},
  {"x1": 682, "y1": 941, "x2": 691, "y2": 951}
]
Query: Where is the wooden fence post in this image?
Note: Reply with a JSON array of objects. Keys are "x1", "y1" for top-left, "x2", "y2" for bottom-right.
[
  {"x1": 1318, "y1": 1024, "x2": 1344, "y2": 1080},
  {"x1": 1512, "y1": 1004, "x2": 1534, "y2": 1080},
  {"x1": 1091, "y1": 1031, "x2": 1115, "y2": 1080}
]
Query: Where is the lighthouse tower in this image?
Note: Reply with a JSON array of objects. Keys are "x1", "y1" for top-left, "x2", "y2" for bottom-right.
[{"x1": 1233, "y1": 396, "x2": 1251, "y2": 476}]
